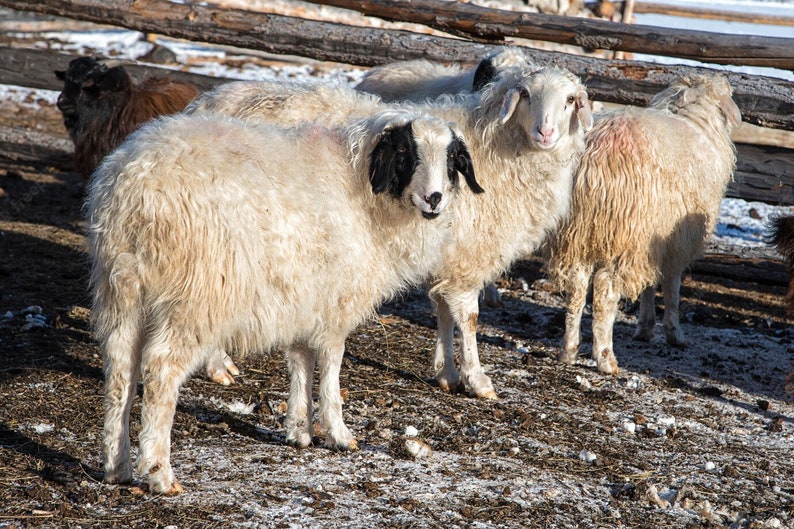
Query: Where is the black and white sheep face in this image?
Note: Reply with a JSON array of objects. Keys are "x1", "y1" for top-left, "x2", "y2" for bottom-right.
[
  {"x1": 369, "y1": 119, "x2": 481, "y2": 219},
  {"x1": 499, "y1": 68, "x2": 593, "y2": 151}
]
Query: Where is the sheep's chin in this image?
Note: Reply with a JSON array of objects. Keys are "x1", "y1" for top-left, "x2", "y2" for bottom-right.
[
  {"x1": 530, "y1": 136, "x2": 559, "y2": 151},
  {"x1": 422, "y1": 211, "x2": 440, "y2": 220}
]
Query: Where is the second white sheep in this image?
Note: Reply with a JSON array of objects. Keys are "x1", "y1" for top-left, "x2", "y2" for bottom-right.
[
  {"x1": 548, "y1": 74, "x2": 741, "y2": 374},
  {"x1": 89, "y1": 109, "x2": 481, "y2": 495}
]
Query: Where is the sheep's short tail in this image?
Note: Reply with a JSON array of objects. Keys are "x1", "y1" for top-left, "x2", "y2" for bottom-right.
[
  {"x1": 91, "y1": 252, "x2": 143, "y2": 346},
  {"x1": 768, "y1": 215, "x2": 794, "y2": 260}
]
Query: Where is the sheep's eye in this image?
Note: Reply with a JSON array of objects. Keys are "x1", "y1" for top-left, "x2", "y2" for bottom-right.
[
  {"x1": 396, "y1": 146, "x2": 407, "y2": 154},
  {"x1": 566, "y1": 95, "x2": 576, "y2": 105},
  {"x1": 519, "y1": 88, "x2": 530, "y2": 99}
]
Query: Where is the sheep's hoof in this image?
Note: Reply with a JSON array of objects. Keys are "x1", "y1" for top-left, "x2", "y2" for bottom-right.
[
  {"x1": 285, "y1": 434, "x2": 312, "y2": 449},
  {"x1": 557, "y1": 349, "x2": 578, "y2": 365},
  {"x1": 464, "y1": 373, "x2": 497, "y2": 400},
  {"x1": 103, "y1": 460, "x2": 133, "y2": 485},
  {"x1": 436, "y1": 373, "x2": 463, "y2": 394},
  {"x1": 633, "y1": 327, "x2": 654, "y2": 342},
  {"x1": 326, "y1": 437, "x2": 359, "y2": 452},
  {"x1": 664, "y1": 331, "x2": 687, "y2": 348},
  {"x1": 161, "y1": 480, "x2": 184, "y2": 496},
  {"x1": 208, "y1": 370, "x2": 235, "y2": 386},
  {"x1": 206, "y1": 352, "x2": 240, "y2": 385},
  {"x1": 476, "y1": 389, "x2": 498, "y2": 400},
  {"x1": 594, "y1": 349, "x2": 619, "y2": 375}
]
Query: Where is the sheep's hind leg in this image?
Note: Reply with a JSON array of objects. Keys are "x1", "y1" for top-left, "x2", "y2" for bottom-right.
[
  {"x1": 449, "y1": 289, "x2": 496, "y2": 399},
  {"x1": 633, "y1": 286, "x2": 657, "y2": 341},
  {"x1": 661, "y1": 272, "x2": 687, "y2": 347},
  {"x1": 591, "y1": 269, "x2": 620, "y2": 375},
  {"x1": 480, "y1": 282, "x2": 503, "y2": 308},
  {"x1": 205, "y1": 349, "x2": 240, "y2": 385},
  {"x1": 430, "y1": 291, "x2": 461, "y2": 393},
  {"x1": 137, "y1": 332, "x2": 193, "y2": 495},
  {"x1": 317, "y1": 341, "x2": 358, "y2": 451},
  {"x1": 101, "y1": 311, "x2": 142, "y2": 485},
  {"x1": 559, "y1": 266, "x2": 589, "y2": 365},
  {"x1": 285, "y1": 346, "x2": 315, "y2": 449}
]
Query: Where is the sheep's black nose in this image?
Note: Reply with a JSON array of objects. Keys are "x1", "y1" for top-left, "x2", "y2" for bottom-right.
[{"x1": 426, "y1": 192, "x2": 442, "y2": 209}]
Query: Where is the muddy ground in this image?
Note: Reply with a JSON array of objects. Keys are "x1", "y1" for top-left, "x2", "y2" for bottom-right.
[{"x1": 2, "y1": 86, "x2": 794, "y2": 529}]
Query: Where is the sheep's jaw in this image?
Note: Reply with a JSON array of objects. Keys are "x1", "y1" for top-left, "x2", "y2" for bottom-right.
[{"x1": 529, "y1": 133, "x2": 560, "y2": 151}]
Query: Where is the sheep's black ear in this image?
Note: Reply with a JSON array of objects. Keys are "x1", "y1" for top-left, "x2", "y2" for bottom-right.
[
  {"x1": 368, "y1": 123, "x2": 416, "y2": 197},
  {"x1": 450, "y1": 136, "x2": 484, "y2": 194},
  {"x1": 369, "y1": 133, "x2": 399, "y2": 195},
  {"x1": 55, "y1": 69, "x2": 66, "y2": 81},
  {"x1": 472, "y1": 57, "x2": 497, "y2": 92}
]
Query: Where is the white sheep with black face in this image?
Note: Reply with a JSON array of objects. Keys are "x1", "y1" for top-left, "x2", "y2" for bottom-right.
[
  {"x1": 354, "y1": 48, "x2": 559, "y2": 310},
  {"x1": 188, "y1": 64, "x2": 592, "y2": 399},
  {"x1": 88, "y1": 109, "x2": 481, "y2": 495}
]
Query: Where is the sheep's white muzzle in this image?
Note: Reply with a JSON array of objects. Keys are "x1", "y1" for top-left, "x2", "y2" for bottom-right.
[{"x1": 413, "y1": 191, "x2": 447, "y2": 219}]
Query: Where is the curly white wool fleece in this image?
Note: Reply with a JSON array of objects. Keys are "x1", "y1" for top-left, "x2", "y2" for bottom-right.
[
  {"x1": 88, "y1": 110, "x2": 468, "y2": 495},
  {"x1": 548, "y1": 74, "x2": 741, "y2": 375},
  {"x1": 188, "y1": 64, "x2": 592, "y2": 399}
]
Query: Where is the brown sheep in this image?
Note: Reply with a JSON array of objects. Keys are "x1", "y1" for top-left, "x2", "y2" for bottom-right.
[
  {"x1": 55, "y1": 56, "x2": 199, "y2": 178},
  {"x1": 767, "y1": 214, "x2": 794, "y2": 393}
]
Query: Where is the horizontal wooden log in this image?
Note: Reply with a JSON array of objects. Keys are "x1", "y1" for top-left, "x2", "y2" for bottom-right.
[
  {"x1": 600, "y1": 1, "x2": 794, "y2": 27},
  {"x1": 0, "y1": 125, "x2": 71, "y2": 169},
  {"x1": 308, "y1": 0, "x2": 794, "y2": 69},
  {"x1": 0, "y1": 52, "x2": 792, "y2": 206},
  {"x1": 730, "y1": 143, "x2": 794, "y2": 206},
  {"x1": 0, "y1": 47, "x2": 229, "y2": 92},
  {"x1": 1, "y1": 0, "x2": 792, "y2": 131},
  {"x1": 692, "y1": 254, "x2": 789, "y2": 287}
]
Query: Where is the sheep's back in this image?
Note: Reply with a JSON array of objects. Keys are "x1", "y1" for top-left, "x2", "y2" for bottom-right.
[
  {"x1": 89, "y1": 114, "x2": 387, "y2": 353},
  {"x1": 550, "y1": 107, "x2": 735, "y2": 298}
]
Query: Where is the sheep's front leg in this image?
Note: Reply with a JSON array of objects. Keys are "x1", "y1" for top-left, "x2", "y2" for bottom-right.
[
  {"x1": 284, "y1": 346, "x2": 315, "y2": 449},
  {"x1": 633, "y1": 286, "x2": 657, "y2": 341},
  {"x1": 430, "y1": 291, "x2": 461, "y2": 393},
  {"x1": 448, "y1": 289, "x2": 497, "y2": 399},
  {"x1": 138, "y1": 338, "x2": 192, "y2": 495},
  {"x1": 101, "y1": 316, "x2": 142, "y2": 485},
  {"x1": 591, "y1": 268, "x2": 620, "y2": 375},
  {"x1": 205, "y1": 349, "x2": 240, "y2": 386},
  {"x1": 317, "y1": 341, "x2": 358, "y2": 451},
  {"x1": 559, "y1": 266, "x2": 589, "y2": 365},
  {"x1": 661, "y1": 272, "x2": 687, "y2": 347}
]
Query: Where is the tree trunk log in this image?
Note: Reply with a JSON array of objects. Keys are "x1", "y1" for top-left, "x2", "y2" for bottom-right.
[
  {"x1": 307, "y1": 0, "x2": 794, "y2": 69},
  {"x1": 0, "y1": 0, "x2": 793, "y2": 131},
  {"x1": 607, "y1": 1, "x2": 794, "y2": 27}
]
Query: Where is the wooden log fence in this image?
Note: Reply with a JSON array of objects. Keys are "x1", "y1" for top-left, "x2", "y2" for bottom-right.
[
  {"x1": 1, "y1": 0, "x2": 792, "y2": 132},
  {"x1": 0, "y1": 0, "x2": 791, "y2": 205},
  {"x1": 594, "y1": 1, "x2": 794, "y2": 27},
  {"x1": 308, "y1": 0, "x2": 794, "y2": 69}
]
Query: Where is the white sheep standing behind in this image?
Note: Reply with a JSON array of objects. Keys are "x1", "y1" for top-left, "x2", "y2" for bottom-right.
[
  {"x1": 356, "y1": 48, "x2": 533, "y2": 309},
  {"x1": 189, "y1": 65, "x2": 592, "y2": 398},
  {"x1": 356, "y1": 47, "x2": 531, "y2": 102},
  {"x1": 89, "y1": 109, "x2": 481, "y2": 495},
  {"x1": 548, "y1": 74, "x2": 741, "y2": 374}
]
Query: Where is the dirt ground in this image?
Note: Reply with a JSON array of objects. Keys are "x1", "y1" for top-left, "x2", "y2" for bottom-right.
[{"x1": 0, "y1": 93, "x2": 793, "y2": 529}]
